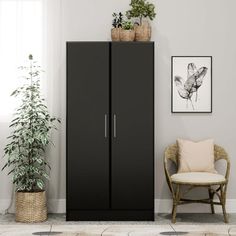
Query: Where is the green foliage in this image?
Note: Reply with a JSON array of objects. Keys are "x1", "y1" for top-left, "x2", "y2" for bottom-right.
[
  {"x1": 126, "y1": 0, "x2": 156, "y2": 25},
  {"x1": 112, "y1": 12, "x2": 124, "y2": 28},
  {"x1": 2, "y1": 55, "x2": 60, "y2": 192},
  {"x1": 122, "y1": 20, "x2": 134, "y2": 30}
]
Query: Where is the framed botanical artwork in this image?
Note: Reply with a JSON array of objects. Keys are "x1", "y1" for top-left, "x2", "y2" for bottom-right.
[{"x1": 171, "y1": 56, "x2": 212, "y2": 113}]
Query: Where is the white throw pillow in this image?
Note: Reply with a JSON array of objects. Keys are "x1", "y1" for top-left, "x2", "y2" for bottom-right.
[{"x1": 177, "y1": 139, "x2": 217, "y2": 173}]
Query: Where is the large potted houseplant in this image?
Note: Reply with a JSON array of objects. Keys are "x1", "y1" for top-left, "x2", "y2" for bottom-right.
[
  {"x1": 2, "y1": 55, "x2": 60, "y2": 223},
  {"x1": 120, "y1": 20, "x2": 135, "y2": 41},
  {"x1": 126, "y1": 0, "x2": 156, "y2": 41},
  {"x1": 111, "y1": 12, "x2": 123, "y2": 41}
]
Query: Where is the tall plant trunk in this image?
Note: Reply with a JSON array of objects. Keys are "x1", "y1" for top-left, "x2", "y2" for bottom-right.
[
  {"x1": 29, "y1": 58, "x2": 34, "y2": 191},
  {"x1": 140, "y1": 16, "x2": 143, "y2": 26}
]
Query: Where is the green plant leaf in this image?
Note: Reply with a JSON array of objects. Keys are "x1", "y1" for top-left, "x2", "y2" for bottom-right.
[{"x1": 36, "y1": 179, "x2": 44, "y2": 190}]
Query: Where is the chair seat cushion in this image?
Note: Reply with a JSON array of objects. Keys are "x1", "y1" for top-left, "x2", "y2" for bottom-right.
[{"x1": 171, "y1": 172, "x2": 226, "y2": 185}]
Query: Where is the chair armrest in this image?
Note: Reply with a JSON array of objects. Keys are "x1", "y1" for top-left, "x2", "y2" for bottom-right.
[
  {"x1": 214, "y1": 145, "x2": 230, "y2": 182},
  {"x1": 164, "y1": 156, "x2": 173, "y2": 192},
  {"x1": 215, "y1": 157, "x2": 230, "y2": 182},
  {"x1": 164, "y1": 144, "x2": 178, "y2": 195}
]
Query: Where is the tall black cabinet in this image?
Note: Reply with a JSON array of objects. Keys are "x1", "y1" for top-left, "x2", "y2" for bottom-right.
[{"x1": 67, "y1": 42, "x2": 154, "y2": 221}]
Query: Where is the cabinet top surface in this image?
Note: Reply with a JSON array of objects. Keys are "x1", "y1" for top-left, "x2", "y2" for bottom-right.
[{"x1": 66, "y1": 41, "x2": 155, "y2": 44}]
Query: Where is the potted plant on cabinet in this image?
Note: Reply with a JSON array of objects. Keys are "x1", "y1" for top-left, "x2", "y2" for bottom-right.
[
  {"x1": 120, "y1": 20, "x2": 135, "y2": 41},
  {"x1": 2, "y1": 55, "x2": 60, "y2": 223},
  {"x1": 126, "y1": 0, "x2": 156, "y2": 41},
  {"x1": 111, "y1": 12, "x2": 123, "y2": 41}
]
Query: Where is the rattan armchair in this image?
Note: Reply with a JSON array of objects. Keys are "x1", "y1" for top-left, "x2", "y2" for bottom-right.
[{"x1": 164, "y1": 144, "x2": 230, "y2": 223}]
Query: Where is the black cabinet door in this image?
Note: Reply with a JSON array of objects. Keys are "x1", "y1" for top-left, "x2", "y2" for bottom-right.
[
  {"x1": 111, "y1": 42, "x2": 154, "y2": 210},
  {"x1": 67, "y1": 42, "x2": 110, "y2": 210}
]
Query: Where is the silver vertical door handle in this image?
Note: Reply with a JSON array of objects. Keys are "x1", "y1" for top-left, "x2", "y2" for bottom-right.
[
  {"x1": 104, "y1": 114, "x2": 107, "y2": 138},
  {"x1": 113, "y1": 114, "x2": 116, "y2": 138}
]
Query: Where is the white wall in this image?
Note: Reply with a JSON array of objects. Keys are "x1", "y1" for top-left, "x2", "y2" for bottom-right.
[
  {"x1": 1, "y1": 0, "x2": 236, "y2": 213},
  {"x1": 153, "y1": 0, "x2": 236, "y2": 200}
]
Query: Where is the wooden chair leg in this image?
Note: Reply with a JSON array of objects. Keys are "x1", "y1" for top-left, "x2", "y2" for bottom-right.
[
  {"x1": 172, "y1": 184, "x2": 180, "y2": 223},
  {"x1": 172, "y1": 202, "x2": 177, "y2": 223},
  {"x1": 220, "y1": 184, "x2": 228, "y2": 223},
  {"x1": 222, "y1": 202, "x2": 228, "y2": 223},
  {"x1": 208, "y1": 188, "x2": 215, "y2": 214}
]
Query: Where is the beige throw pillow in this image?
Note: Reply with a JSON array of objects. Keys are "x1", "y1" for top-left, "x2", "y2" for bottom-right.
[{"x1": 177, "y1": 139, "x2": 216, "y2": 173}]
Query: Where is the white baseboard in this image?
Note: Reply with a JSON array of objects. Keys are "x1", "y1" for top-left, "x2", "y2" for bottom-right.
[
  {"x1": 0, "y1": 199, "x2": 13, "y2": 214},
  {"x1": 155, "y1": 199, "x2": 236, "y2": 213},
  {"x1": 47, "y1": 199, "x2": 66, "y2": 213},
  {"x1": 1, "y1": 199, "x2": 236, "y2": 214},
  {"x1": 0, "y1": 199, "x2": 66, "y2": 214},
  {"x1": 41, "y1": 198, "x2": 236, "y2": 214}
]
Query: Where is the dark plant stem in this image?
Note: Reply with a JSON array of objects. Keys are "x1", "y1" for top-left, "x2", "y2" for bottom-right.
[
  {"x1": 140, "y1": 16, "x2": 143, "y2": 25},
  {"x1": 29, "y1": 59, "x2": 33, "y2": 191}
]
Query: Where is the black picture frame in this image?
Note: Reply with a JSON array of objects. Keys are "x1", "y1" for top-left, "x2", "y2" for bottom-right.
[{"x1": 171, "y1": 56, "x2": 212, "y2": 113}]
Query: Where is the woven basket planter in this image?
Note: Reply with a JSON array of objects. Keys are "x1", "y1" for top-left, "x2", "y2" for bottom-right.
[
  {"x1": 120, "y1": 29, "x2": 135, "y2": 42},
  {"x1": 15, "y1": 191, "x2": 47, "y2": 223},
  {"x1": 135, "y1": 25, "x2": 151, "y2": 41},
  {"x1": 111, "y1": 28, "x2": 120, "y2": 41}
]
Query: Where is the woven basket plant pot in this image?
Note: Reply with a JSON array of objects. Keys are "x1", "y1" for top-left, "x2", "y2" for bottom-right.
[
  {"x1": 111, "y1": 28, "x2": 120, "y2": 41},
  {"x1": 120, "y1": 29, "x2": 135, "y2": 42},
  {"x1": 15, "y1": 191, "x2": 47, "y2": 223},
  {"x1": 135, "y1": 25, "x2": 151, "y2": 41}
]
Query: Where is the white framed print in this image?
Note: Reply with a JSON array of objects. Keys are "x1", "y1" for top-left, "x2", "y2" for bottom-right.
[{"x1": 171, "y1": 56, "x2": 212, "y2": 113}]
